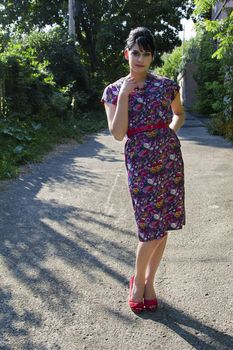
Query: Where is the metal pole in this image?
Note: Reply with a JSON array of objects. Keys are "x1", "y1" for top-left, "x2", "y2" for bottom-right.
[{"x1": 68, "y1": 0, "x2": 76, "y2": 36}]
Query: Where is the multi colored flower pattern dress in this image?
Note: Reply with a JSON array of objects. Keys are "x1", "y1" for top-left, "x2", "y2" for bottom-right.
[{"x1": 102, "y1": 73, "x2": 185, "y2": 241}]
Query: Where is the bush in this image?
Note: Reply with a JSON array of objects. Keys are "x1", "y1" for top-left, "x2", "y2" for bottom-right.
[
  {"x1": 208, "y1": 113, "x2": 233, "y2": 142},
  {"x1": 156, "y1": 46, "x2": 183, "y2": 81},
  {"x1": 0, "y1": 27, "x2": 107, "y2": 180},
  {"x1": 0, "y1": 27, "x2": 93, "y2": 121},
  {"x1": 22, "y1": 27, "x2": 88, "y2": 89},
  {"x1": 0, "y1": 52, "x2": 65, "y2": 119},
  {"x1": 0, "y1": 111, "x2": 107, "y2": 180}
]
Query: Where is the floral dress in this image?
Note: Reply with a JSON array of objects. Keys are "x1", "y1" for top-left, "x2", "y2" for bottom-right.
[{"x1": 102, "y1": 72, "x2": 185, "y2": 241}]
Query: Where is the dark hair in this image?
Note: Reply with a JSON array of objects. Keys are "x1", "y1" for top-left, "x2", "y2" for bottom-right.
[{"x1": 125, "y1": 27, "x2": 155, "y2": 57}]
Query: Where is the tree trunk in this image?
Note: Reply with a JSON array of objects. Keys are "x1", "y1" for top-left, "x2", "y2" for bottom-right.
[{"x1": 68, "y1": 0, "x2": 76, "y2": 36}]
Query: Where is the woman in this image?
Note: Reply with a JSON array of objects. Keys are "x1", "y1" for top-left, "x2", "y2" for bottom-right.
[{"x1": 101, "y1": 27, "x2": 185, "y2": 313}]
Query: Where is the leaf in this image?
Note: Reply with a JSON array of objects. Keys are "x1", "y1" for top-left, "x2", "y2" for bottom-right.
[
  {"x1": 15, "y1": 135, "x2": 25, "y2": 141},
  {"x1": 24, "y1": 135, "x2": 32, "y2": 141},
  {"x1": 13, "y1": 145, "x2": 24, "y2": 154},
  {"x1": 31, "y1": 122, "x2": 42, "y2": 130},
  {"x1": 1, "y1": 128, "x2": 14, "y2": 136}
]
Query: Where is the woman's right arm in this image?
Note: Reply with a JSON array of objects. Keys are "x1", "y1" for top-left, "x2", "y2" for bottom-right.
[{"x1": 104, "y1": 77, "x2": 137, "y2": 141}]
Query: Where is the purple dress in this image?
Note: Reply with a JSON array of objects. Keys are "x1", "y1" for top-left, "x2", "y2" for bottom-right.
[{"x1": 102, "y1": 73, "x2": 185, "y2": 241}]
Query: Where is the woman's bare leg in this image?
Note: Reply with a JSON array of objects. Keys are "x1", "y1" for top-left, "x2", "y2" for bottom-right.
[
  {"x1": 144, "y1": 233, "x2": 168, "y2": 300},
  {"x1": 131, "y1": 238, "x2": 164, "y2": 301}
]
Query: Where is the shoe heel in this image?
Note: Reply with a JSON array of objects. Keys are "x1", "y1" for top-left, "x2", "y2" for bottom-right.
[
  {"x1": 128, "y1": 275, "x2": 144, "y2": 313},
  {"x1": 144, "y1": 298, "x2": 158, "y2": 311}
]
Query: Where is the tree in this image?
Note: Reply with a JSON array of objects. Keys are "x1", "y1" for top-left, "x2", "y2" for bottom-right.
[
  {"x1": 71, "y1": 0, "x2": 194, "y2": 79},
  {"x1": 68, "y1": 0, "x2": 76, "y2": 36},
  {"x1": 194, "y1": 0, "x2": 233, "y2": 60},
  {"x1": 194, "y1": 0, "x2": 233, "y2": 120},
  {"x1": 0, "y1": 0, "x2": 194, "y2": 80},
  {"x1": 0, "y1": 1, "x2": 67, "y2": 32},
  {"x1": 156, "y1": 46, "x2": 183, "y2": 81}
]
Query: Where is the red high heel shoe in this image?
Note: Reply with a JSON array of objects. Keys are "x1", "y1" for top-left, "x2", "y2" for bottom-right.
[
  {"x1": 144, "y1": 297, "x2": 158, "y2": 311},
  {"x1": 128, "y1": 275, "x2": 144, "y2": 313}
]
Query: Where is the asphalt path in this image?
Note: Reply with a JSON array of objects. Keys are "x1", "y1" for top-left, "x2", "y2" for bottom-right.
[{"x1": 0, "y1": 113, "x2": 233, "y2": 350}]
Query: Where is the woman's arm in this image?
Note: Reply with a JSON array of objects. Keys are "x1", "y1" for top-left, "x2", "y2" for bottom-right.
[
  {"x1": 104, "y1": 93, "x2": 129, "y2": 141},
  {"x1": 104, "y1": 77, "x2": 137, "y2": 141},
  {"x1": 169, "y1": 92, "x2": 185, "y2": 133}
]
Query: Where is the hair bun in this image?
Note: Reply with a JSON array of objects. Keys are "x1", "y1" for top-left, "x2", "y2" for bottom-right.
[{"x1": 125, "y1": 27, "x2": 155, "y2": 57}]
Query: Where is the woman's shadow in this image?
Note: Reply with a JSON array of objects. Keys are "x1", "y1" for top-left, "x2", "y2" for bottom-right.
[{"x1": 139, "y1": 300, "x2": 233, "y2": 350}]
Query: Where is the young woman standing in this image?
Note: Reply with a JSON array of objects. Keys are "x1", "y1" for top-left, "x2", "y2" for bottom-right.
[{"x1": 102, "y1": 27, "x2": 185, "y2": 313}]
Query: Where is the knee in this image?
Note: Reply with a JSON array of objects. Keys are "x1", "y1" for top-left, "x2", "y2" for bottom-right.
[
  {"x1": 159, "y1": 233, "x2": 168, "y2": 244},
  {"x1": 138, "y1": 232, "x2": 167, "y2": 248}
]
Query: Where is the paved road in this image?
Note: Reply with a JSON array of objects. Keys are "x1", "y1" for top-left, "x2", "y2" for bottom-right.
[{"x1": 0, "y1": 113, "x2": 233, "y2": 350}]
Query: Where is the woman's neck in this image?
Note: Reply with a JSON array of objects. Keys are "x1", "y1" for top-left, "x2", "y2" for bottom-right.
[{"x1": 129, "y1": 70, "x2": 149, "y2": 84}]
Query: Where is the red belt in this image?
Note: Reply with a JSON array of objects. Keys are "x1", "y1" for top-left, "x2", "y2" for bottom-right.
[{"x1": 127, "y1": 121, "x2": 168, "y2": 137}]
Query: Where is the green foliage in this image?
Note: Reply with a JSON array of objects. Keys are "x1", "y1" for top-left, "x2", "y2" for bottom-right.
[
  {"x1": 0, "y1": 1, "x2": 67, "y2": 32},
  {"x1": 189, "y1": 28, "x2": 225, "y2": 115},
  {"x1": 0, "y1": 27, "x2": 92, "y2": 121},
  {"x1": 0, "y1": 50, "x2": 64, "y2": 119},
  {"x1": 0, "y1": 111, "x2": 107, "y2": 180},
  {"x1": 194, "y1": 0, "x2": 216, "y2": 18},
  {"x1": 207, "y1": 114, "x2": 233, "y2": 141},
  {"x1": 0, "y1": 26, "x2": 106, "y2": 181},
  {"x1": 194, "y1": 0, "x2": 233, "y2": 65},
  {"x1": 0, "y1": 29, "x2": 9, "y2": 52},
  {"x1": 159, "y1": 22, "x2": 232, "y2": 120},
  {"x1": 192, "y1": 0, "x2": 233, "y2": 136},
  {"x1": 0, "y1": 0, "x2": 194, "y2": 81},
  {"x1": 156, "y1": 46, "x2": 183, "y2": 80},
  {"x1": 155, "y1": 36, "x2": 200, "y2": 81},
  {"x1": 84, "y1": 0, "x2": 193, "y2": 80},
  {"x1": 197, "y1": 5, "x2": 233, "y2": 63},
  {"x1": 22, "y1": 28, "x2": 88, "y2": 89}
]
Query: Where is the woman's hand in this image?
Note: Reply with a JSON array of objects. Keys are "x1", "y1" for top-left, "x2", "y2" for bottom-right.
[
  {"x1": 105, "y1": 78, "x2": 135, "y2": 141},
  {"x1": 119, "y1": 76, "x2": 137, "y2": 96},
  {"x1": 170, "y1": 92, "x2": 185, "y2": 132}
]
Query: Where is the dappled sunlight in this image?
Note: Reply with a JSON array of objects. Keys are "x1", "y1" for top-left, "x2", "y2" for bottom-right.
[
  {"x1": 0, "y1": 287, "x2": 45, "y2": 349},
  {"x1": 1, "y1": 117, "x2": 232, "y2": 348},
  {"x1": 1, "y1": 190, "x2": 133, "y2": 311},
  {"x1": 0, "y1": 131, "x2": 132, "y2": 346}
]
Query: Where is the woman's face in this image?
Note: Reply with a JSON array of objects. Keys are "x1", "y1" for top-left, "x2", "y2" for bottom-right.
[{"x1": 125, "y1": 43, "x2": 153, "y2": 73}]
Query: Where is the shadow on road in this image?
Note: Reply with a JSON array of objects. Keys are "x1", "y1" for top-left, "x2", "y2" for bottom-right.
[
  {"x1": 141, "y1": 301, "x2": 233, "y2": 350},
  {"x1": 69, "y1": 131, "x2": 123, "y2": 162},
  {"x1": 105, "y1": 300, "x2": 233, "y2": 349},
  {"x1": 0, "y1": 134, "x2": 134, "y2": 347},
  {"x1": 0, "y1": 288, "x2": 47, "y2": 350},
  {"x1": 1, "y1": 121, "x2": 232, "y2": 348},
  {"x1": 0, "y1": 203, "x2": 134, "y2": 303},
  {"x1": 178, "y1": 114, "x2": 233, "y2": 150}
]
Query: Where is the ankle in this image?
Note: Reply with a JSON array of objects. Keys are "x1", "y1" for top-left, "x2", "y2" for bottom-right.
[
  {"x1": 145, "y1": 279, "x2": 154, "y2": 287},
  {"x1": 144, "y1": 284, "x2": 156, "y2": 300},
  {"x1": 134, "y1": 274, "x2": 145, "y2": 286}
]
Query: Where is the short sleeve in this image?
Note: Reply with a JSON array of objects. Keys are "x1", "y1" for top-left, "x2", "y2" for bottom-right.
[
  {"x1": 163, "y1": 78, "x2": 180, "y2": 103},
  {"x1": 170, "y1": 80, "x2": 180, "y2": 102},
  {"x1": 101, "y1": 85, "x2": 118, "y2": 105}
]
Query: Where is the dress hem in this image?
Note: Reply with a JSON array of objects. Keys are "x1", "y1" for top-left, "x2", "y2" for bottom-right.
[{"x1": 138, "y1": 224, "x2": 185, "y2": 242}]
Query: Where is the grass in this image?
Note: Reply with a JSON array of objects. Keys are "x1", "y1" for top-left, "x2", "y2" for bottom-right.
[{"x1": 0, "y1": 110, "x2": 108, "y2": 180}]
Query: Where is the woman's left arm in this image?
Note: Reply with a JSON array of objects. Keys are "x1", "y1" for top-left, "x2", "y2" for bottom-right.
[{"x1": 169, "y1": 92, "x2": 185, "y2": 133}]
